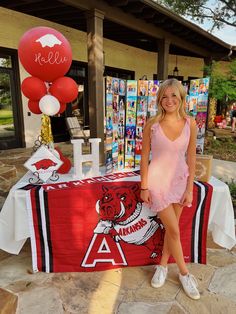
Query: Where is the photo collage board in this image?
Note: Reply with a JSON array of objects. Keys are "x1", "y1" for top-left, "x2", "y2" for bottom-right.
[
  {"x1": 135, "y1": 80, "x2": 160, "y2": 166},
  {"x1": 105, "y1": 76, "x2": 210, "y2": 172},
  {"x1": 105, "y1": 77, "x2": 126, "y2": 172},
  {"x1": 105, "y1": 77, "x2": 160, "y2": 172},
  {"x1": 186, "y1": 77, "x2": 210, "y2": 154},
  {"x1": 125, "y1": 80, "x2": 137, "y2": 169}
]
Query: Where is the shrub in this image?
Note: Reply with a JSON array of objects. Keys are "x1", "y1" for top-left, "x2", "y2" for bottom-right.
[{"x1": 204, "y1": 136, "x2": 236, "y2": 162}]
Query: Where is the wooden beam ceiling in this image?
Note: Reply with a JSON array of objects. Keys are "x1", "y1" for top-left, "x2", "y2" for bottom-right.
[
  {"x1": 1, "y1": 0, "x2": 233, "y2": 58},
  {"x1": 60, "y1": 0, "x2": 211, "y2": 57}
]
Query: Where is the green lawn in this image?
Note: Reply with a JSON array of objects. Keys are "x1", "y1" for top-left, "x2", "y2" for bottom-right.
[{"x1": 0, "y1": 109, "x2": 13, "y2": 125}]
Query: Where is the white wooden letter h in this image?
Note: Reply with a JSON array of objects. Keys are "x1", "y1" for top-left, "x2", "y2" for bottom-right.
[{"x1": 71, "y1": 138, "x2": 101, "y2": 179}]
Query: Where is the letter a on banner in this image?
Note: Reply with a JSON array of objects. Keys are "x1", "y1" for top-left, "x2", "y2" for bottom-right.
[{"x1": 81, "y1": 234, "x2": 127, "y2": 268}]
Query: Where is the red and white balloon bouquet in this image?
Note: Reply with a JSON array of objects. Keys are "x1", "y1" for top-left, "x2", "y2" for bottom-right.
[
  {"x1": 19, "y1": 26, "x2": 76, "y2": 174},
  {"x1": 19, "y1": 26, "x2": 78, "y2": 116}
]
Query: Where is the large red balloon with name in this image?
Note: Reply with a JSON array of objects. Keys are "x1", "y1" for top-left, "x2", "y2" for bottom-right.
[{"x1": 18, "y1": 26, "x2": 72, "y2": 82}]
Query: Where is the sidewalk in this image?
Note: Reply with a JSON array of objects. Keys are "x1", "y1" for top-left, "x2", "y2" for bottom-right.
[
  {"x1": 212, "y1": 159, "x2": 236, "y2": 182},
  {"x1": 0, "y1": 144, "x2": 236, "y2": 313}
]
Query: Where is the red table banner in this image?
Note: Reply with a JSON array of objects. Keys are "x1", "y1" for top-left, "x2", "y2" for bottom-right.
[{"x1": 26, "y1": 177, "x2": 212, "y2": 273}]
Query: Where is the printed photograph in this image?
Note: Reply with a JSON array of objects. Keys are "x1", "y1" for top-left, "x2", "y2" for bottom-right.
[
  {"x1": 106, "y1": 76, "x2": 112, "y2": 94},
  {"x1": 119, "y1": 79, "x2": 126, "y2": 95},
  {"x1": 137, "y1": 96, "x2": 148, "y2": 113},
  {"x1": 189, "y1": 79, "x2": 199, "y2": 96},
  {"x1": 126, "y1": 80, "x2": 138, "y2": 97},
  {"x1": 112, "y1": 78, "x2": 119, "y2": 94},
  {"x1": 148, "y1": 80, "x2": 159, "y2": 96},
  {"x1": 138, "y1": 80, "x2": 149, "y2": 96},
  {"x1": 197, "y1": 94, "x2": 208, "y2": 112},
  {"x1": 126, "y1": 126, "x2": 136, "y2": 140},
  {"x1": 125, "y1": 156, "x2": 135, "y2": 169}
]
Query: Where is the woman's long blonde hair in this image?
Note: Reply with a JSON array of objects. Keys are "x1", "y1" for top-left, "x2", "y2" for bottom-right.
[{"x1": 155, "y1": 78, "x2": 187, "y2": 122}]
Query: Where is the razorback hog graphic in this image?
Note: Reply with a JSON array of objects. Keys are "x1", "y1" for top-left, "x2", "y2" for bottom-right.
[
  {"x1": 35, "y1": 34, "x2": 62, "y2": 48},
  {"x1": 95, "y1": 184, "x2": 165, "y2": 258},
  {"x1": 32, "y1": 159, "x2": 57, "y2": 170}
]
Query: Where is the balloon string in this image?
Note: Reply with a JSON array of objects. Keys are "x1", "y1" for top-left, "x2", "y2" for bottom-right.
[
  {"x1": 45, "y1": 81, "x2": 50, "y2": 94},
  {"x1": 40, "y1": 114, "x2": 54, "y2": 148}
]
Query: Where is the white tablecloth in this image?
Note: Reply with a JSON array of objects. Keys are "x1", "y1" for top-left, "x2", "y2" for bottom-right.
[{"x1": 0, "y1": 171, "x2": 235, "y2": 254}]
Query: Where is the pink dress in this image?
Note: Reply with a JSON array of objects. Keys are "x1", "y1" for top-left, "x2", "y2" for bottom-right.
[{"x1": 147, "y1": 117, "x2": 190, "y2": 212}]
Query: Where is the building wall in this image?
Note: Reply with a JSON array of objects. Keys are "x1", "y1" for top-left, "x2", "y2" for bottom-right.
[
  {"x1": 0, "y1": 7, "x2": 87, "y2": 147},
  {"x1": 104, "y1": 39, "x2": 205, "y2": 81},
  {"x1": 0, "y1": 7, "x2": 205, "y2": 147}
]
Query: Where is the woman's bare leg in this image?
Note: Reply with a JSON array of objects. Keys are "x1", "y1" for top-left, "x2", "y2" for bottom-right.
[
  {"x1": 160, "y1": 203, "x2": 183, "y2": 266},
  {"x1": 158, "y1": 204, "x2": 188, "y2": 275},
  {"x1": 232, "y1": 117, "x2": 236, "y2": 132}
]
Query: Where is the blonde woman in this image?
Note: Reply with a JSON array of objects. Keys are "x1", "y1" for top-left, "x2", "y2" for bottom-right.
[{"x1": 140, "y1": 78, "x2": 199, "y2": 300}]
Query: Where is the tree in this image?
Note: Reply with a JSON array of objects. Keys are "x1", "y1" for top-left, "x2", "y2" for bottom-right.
[
  {"x1": 204, "y1": 59, "x2": 236, "y2": 114},
  {"x1": 0, "y1": 57, "x2": 12, "y2": 109},
  {"x1": 157, "y1": 0, "x2": 236, "y2": 30},
  {"x1": 0, "y1": 73, "x2": 11, "y2": 108}
]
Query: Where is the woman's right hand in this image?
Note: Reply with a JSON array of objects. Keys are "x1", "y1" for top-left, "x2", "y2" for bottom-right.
[{"x1": 140, "y1": 190, "x2": 152, "y2": 206}]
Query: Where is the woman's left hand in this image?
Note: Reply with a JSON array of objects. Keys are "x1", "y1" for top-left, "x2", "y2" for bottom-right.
[{"x1": 180, "y1": 190, "x2": 193, "y2": 207}]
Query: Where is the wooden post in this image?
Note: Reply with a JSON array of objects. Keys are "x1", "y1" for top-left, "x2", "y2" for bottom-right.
[
  {"x1": 86, "y1": 9, "x2": 105, "y2": 164},
  {"x1": 157, "y1": 39, "x2": 170, "y2": 80}
]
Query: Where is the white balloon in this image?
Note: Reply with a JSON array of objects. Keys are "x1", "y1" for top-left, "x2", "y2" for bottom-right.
[{"x1": 39, "y1": 95, "x2": 60, "y2": 116}]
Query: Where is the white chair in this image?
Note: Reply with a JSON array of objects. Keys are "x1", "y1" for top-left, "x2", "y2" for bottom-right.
[{"x1": 66, "y1": 117, "x2": 90, "y2": 141}]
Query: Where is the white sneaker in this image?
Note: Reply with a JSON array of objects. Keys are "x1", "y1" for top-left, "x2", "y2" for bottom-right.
[
  {"x1": 179, "y1": 273, "x2": 200, "y2": 300},
  {"x1": 151, "y1": 265, "x2": 168, "y2": 288}
]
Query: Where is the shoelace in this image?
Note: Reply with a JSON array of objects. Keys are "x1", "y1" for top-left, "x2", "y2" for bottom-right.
[{"x1": 185, "y1": 274, "x2": 198, "y2": 293}]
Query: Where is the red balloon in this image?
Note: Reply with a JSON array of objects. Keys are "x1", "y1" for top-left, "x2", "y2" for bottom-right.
[
  {"x1": 53, "y1": 147, "x2": 63, "y2": 161},
  {"x1": 21, "y1": 76, "x2": 47, "y2": 100},
  {"x1": 54, "y1": 147, "x2": 63, "y2": 158},
  {"x1": 18, "y1": 27, "x2": 72, "y2": 82},
  {"x1": 50, "y1": 77, "x2": 78, "y2": 103},
  {"x1": 55, "y1": 148, "x2": 71, "y2": 174},
  {"x1": 57, "y1": 157, "x2": 71, "y2": 174},
  {"x1": 28, "y1": 100, "x2": 41, "y2": 114},
  {"x1": 58, "y1": 102, "x2": 67, "y2": 114}
]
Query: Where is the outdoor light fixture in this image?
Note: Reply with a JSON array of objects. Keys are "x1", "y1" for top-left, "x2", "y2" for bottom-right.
[
  {"x1": 173, "y1": 55, "x2": 179, "y2": 77},
  {"x1": 140, "y1": 75, "x2": 147, "y2": 80}
]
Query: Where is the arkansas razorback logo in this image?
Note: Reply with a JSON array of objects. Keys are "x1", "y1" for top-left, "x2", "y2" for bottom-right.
[
  {"x1": 94, "y1": 183, "x2": 165, "y2": 258},
  {"x1": 32, "y1": 159, "x2": 57, "y2": 170}
]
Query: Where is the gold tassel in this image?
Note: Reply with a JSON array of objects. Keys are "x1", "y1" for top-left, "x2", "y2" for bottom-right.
[{"x1": 40, "y1": 114, "x2": 54, "y2": 146}]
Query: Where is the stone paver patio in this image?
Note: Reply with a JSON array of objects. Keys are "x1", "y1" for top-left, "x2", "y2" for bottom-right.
[
  {"x1": 0, "y1": 240, "x2": 236, "y2": 314},
  {"x1": 0, "y1": 143, "x2": 235, "y2": 313}
]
